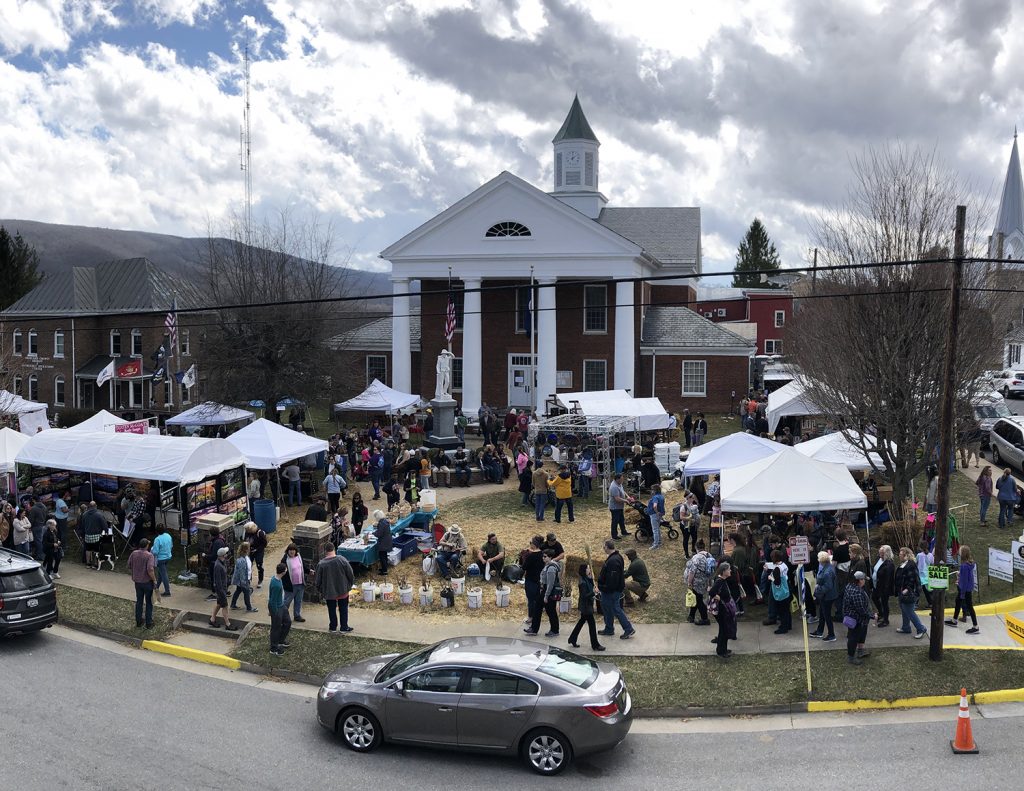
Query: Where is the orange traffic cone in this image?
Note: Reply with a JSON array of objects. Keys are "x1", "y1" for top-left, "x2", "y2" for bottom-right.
[{"x1": 951, "y1": 688, "x2": 979, "y2": 754}]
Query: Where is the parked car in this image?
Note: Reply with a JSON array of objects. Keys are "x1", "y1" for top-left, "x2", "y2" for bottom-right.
[
  {"x1": 974, "y1": 398, "x2": 1013, "y2": 446},
  {"x1": 992, "y1": 370, "x2": 1024, "y2": 399},
  {"x1": 988, "y1": 417, "x2": 1024, "y2": 469},
  {"x1": 0, "y1": 548, "x2": 58, "y2": 637},
  {"x1": 317, "y1": 636, "x2": 632, "y2": 775}
]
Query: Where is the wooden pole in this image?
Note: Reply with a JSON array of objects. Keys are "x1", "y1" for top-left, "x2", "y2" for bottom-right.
[{"x1": 930, "y1": 205, "x2": 966, "y2": 661}]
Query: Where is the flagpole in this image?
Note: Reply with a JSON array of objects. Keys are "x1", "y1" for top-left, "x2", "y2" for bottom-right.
[
  {"x1": 168, "y1": 297, "x2": 177, "y2": 412},
  {"x1": 447, "y1": 266, "x2": 453, "y2": 354},
  {"x1": 530, "y1": 265, "x2": 536, "y2": 415}
]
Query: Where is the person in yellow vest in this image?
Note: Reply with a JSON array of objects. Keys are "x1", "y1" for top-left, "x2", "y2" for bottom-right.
[{"x1": 548, "y1": 464, "x2": 575, "y2": 523}]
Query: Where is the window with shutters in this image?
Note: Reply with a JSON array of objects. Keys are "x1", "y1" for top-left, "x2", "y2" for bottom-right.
[{"x1": 584, "y1": 152, "x2": 594, "y2": 186}]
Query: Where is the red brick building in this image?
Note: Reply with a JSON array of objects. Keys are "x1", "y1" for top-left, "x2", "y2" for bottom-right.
[{"x1": 691, "y1": 286, "x2": 794, "y2": 356}]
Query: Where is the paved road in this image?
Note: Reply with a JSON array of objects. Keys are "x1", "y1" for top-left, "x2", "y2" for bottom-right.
[{"x1": 1, "y1": 629, "x2": 1018, "y2": 790}]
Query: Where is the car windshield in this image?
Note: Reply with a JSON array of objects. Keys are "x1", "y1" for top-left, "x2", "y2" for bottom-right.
[
  {"x1": 536, "y1": 647, "x2": 599, "y2": 689},
  {"x1": 375, "y1": 645, "x2": 434, "y2": 683},
  {"x1": 976, "y1": 403, "x2": 1012, "y2": 419}
]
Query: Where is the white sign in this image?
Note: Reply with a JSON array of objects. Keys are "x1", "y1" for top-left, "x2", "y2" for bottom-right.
[
  {"x1": 789, "y1": 536, "x2": 810, "y2": 565},
  {"x1": 989, "y1": 547, "x2": 1014, "y2": 583},
  {"x1": 1012, "y1": 541, "x2": 1024, "y2": 574}
]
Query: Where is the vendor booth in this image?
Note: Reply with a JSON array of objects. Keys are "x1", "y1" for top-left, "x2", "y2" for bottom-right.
[
  {"x1": 166, "y1": 401, "x2": 255, "y2": 428},
  {"x1": 334, "y1": 378, "x2": 422, "y2": 414},
  {"x1": 767, "y1": 378, "x2": 824, "y2": 434},
  {"x1": 0, "y1": 390, "x2": 49, "y2": 435},
  {"x1": 226, "y1": 417, "x2": 327, "y2": 469},
  {"x1": 556, "y1": 390, "x2": 670, "y2": 432},
  {"x1": 683, "y1": 432, "x2": 782, "y2": 477}
]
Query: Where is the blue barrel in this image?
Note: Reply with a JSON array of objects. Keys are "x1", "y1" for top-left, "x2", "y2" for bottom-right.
[{"x1": 253, "y1": 498, "x2": 278, "y2": 534}]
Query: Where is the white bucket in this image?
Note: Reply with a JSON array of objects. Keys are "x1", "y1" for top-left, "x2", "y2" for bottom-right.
[
  {"x1": 419, "y1": 587, "x2": 433, "y2": 607},
  {"x1": 450, "y1": 576, "x2": 466, "y2": 595},
  {"x1": 361, "y1": 582, "x2": 375, "y2": 603},
  {"x1": 495, "y1": 586, "x2": 510, "y2": 608},
  {"x1": 420, "y1": 489, "x2": 437, "y2": 510},
  {"x1": 558, "y1": 596, "x2": 572, "y2": 614},
  {"x1": 380, "y1": 583, "x2": 395, "y2": 603},
  {"x1": 467, "y1": 587, "x2": 483, "y2": 609},
  {"x1": 399, "y1": 586, "x2": 413, "y2": 605}
]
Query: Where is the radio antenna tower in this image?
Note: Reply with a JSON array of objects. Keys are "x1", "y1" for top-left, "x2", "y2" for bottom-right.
[{"x1": 239, "y1": 38, "x2": 253, "y2": 247}]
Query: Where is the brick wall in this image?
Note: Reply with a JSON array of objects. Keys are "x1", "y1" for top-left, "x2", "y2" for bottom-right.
[{"x1": 638, "y1": 353, "x2": 750, "y2": 414}]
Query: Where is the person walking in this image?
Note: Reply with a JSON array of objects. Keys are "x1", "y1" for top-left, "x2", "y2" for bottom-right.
[
  {"x1": 373, "y1": 509, "x2": 393, "y2": 575},
  {"x1": 532, "y1": 462, "x2": 549, "y2": 521},
  {"x1": 54, "y1": 490, "x2": 70, "y2": 547},
  {"x1": 915, "y1": 539, "x2": 934, "y2": 608},
  {"x1": 315, "y1": 543, "x2": 355, "y2": 632},
  {"x1": 281, "y1": 543, "x2": 306, "y2": 622},
  {"x1": 282, "y1": 461, "x2": 302, "y2": 507},
  {"x1": 151, "y1": 524, "x2": 173, "y2": 596},
  {"x1": 521, "y1": 536, "x2": 545, "y2": 633},
  {"x1": 709, "y1": 562, "x2": 736, "y2": 658},
  {"x1": 549, "y1": 465, "x2": 574, "y2": 523},
  {"x1": 324, "y1": 469, "x2": 346, "y2": 514},
  {"x1": 350, "y1": 491, "x2": 368, "y2": 533},
  {"x1": 810, "y1": 551, "x2": 838, "y2": 641},
  {"x1": 996, "y1": 467, "x2": 1017, "y2": 529},
  {"x1": 843, "y1": 570, "x2": 874, "y2": 665},
  {"x1": 518, "y1": 459, "x2": 533, "y2": 507},
  {"x1": 895, "y1": 547, "x2": 927, "y2": 639},
  {"x1": 268, "y1": 562, "x2": 292, "y2": 656},
  {"x1": 530, "y1": 550, "x2": 561, "y2": 637},
  {"x1": 567, "y1": 563, "x2": 605, "y2": 651},
  {"x1": 977, "y1": 465, "x2": 993, "y2": 526},
  {"x1": 42, "y1": 519, "x2": 62, "y2": 579},
  {"x1": 246, "y1": 521, "x2": 268, "y2": 589},
  {"x1": 684, "y1": 540, "x2": 713, "y2": 625},
  {"x1": 608, "y1": 473, "x2": 628, "y2": 539},
  {"x1": 127, "y1": 538, "x2": 157, "y2": 629},
  {"x1": 646, "y1": 484, "x2": 665, "y2": 549},
  {"x1": 230, "y1": 541, "x2": 258, "y2": 613},
  {"x1": 946, "y1": 545, "x2": 980, "y2": 634},
  {"x1": 871, "y1": 545, "x2": 895, "y2": 628},
  {"x1": 204, "y1": 526, "x2": 228, "y2": 600},
  {"x1": 597, "y1": 539, "x2": 635, "y2": 640}
]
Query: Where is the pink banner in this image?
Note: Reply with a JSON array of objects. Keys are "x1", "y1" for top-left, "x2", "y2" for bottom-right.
[{"x1": 114, "y1": 420, "x2": 149, "y2": 435}]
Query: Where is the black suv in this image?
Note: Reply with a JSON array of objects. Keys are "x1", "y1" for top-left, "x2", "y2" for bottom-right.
[{"x1": 0, "y1": 549, "x2": 58, "y2": 637}]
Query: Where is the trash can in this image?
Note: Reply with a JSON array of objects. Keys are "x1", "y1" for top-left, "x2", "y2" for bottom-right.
[{"x1": 253, "y1": 498, "x2": 278, "y2": 534}]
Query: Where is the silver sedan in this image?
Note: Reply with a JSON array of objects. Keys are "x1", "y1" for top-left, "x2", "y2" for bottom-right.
[{"x1": 317, "y1": 636, "x2": 633, "y2": 775}]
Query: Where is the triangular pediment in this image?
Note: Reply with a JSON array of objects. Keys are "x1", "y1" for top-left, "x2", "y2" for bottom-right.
[{"x1": 381, "y1": 171, "x2": 641, "y2": 261}]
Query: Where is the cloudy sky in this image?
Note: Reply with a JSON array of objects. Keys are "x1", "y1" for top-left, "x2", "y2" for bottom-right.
[{"x1": 1, "y1": 0, "x2": 1022, "y2": 275}]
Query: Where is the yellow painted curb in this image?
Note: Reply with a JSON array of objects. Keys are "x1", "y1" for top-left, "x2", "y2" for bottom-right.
[
  {"x1": 974, "y1": 688, "x2": 1024, "y2": 704},
  {"x1": 141, "y1": 640, "x2": 241, "y2": 670},
  {"x1": 808, "y1": 694, "x2": 961, "y2": 713},
  {"x1": 945, "y1": 644, "x2": 1024, "y2": 651},
  {"x1": 916, "y1": 595, "x2": 1024, "y2": 618}
]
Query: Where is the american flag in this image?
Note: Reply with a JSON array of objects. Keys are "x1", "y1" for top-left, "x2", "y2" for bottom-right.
[
  {"x1": 444, "y1": 288, "x2": 456, "y2": 343},
  {"x1": 165, "y1": 299, "x2": 177, "y2": 352}
]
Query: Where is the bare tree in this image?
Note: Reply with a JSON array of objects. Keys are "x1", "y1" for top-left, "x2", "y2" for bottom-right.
[
  {"x1": 197, "y1": 213, "x2": 356, "y2": 422},
  {"x1": 789, "y1": 144, "x2": 1002, "y2": 513}
]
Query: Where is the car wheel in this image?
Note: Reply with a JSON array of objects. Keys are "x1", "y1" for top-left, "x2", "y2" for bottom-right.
[
  {"x1": 993, "y1": 445, "x2": 1002, "y2": 465},
  {"x1": 338, "y1": 708, "x2": 382, "y2": 753},
  {"x1": 521, "y1": 728, "x2": 572, "y2": 776},
  {"x1": 1004, "y1": 386, "x2": 1011, "y2": 399}
]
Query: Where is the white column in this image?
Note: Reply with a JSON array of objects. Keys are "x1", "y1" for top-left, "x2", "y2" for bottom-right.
[
  {"x1": 536, "y1": 277, "x2": 557, "y2": 414},
  {"x1": 615, "y1": 279, "x2": 635, "y2": 393},
  {"x1": 391, "y1": 277, "x2": 411, "y2": 393},
  {"x1": 461, "y1": 277, "x2": 482, "y2": 416}
]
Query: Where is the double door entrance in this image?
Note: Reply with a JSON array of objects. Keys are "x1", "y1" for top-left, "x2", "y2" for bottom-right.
[{"x1": 507, "y1": 354, "x2": 535, "y2": 409}]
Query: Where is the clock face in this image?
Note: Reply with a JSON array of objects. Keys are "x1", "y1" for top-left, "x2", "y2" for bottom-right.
[{"x1": 566, "y1": 151, "x2": 580, "y2": 167}]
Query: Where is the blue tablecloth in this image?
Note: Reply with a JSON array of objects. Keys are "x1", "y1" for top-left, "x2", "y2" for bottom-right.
[{"x1": 338, "y1": 508, "x2": 438, "y2": 566}]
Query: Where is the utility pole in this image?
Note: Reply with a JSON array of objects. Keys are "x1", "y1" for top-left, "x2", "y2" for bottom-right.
[{"x1": 930, "y1": 205, "x2": 966, "y2": 661}]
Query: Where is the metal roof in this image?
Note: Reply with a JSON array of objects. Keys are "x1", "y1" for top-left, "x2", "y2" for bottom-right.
[
  {"x1": 327, "y1": 315, "x2": 421, "y2": 352},
  {"x1": 994, "y1": 134, "x2": 1024, "y2": 240},
  {"x1": 2, "y1": 257, "x2": 203, "y2": 317},
  {"x1": 552, "y1": 95, "x2": 599, "y2": 143},
  {"x1": 597, "y1": 207, "x2": 700, "y2": 266},
  {"x1": 641, "y1": 305, "x2": 756, "y2": 349}
]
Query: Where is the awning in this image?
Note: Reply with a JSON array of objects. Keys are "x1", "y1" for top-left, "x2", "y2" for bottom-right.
[
  {"x1": 166, "y1": 402, "x2": 255, "y2": 427},
  {"x1": 66, "y1": 410, "x2": 130, "y2": 432},
  {"x1": 226, "y1": 418, "x2": 328, "y2": 469},
  {"x1": 76, "y1": 355, "x2": 155, "y2": 380},
  {"x1": 683, "y1": 432, "x2": 783, "y2": 476},
  {"x1": 556, "y1": 390, "x2": 670, "y2": 431},
  {"x1": 334, "y1": 379, "x2": 422, "y2": 413},
  {"x1": 16, "y1": 430, "x2": 246, "y2": 485},
  {"x1": 0, "y1": 427, "x2": 29, "y2": 474}
]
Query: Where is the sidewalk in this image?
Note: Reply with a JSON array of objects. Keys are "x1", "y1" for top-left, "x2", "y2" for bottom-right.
[{"x1": 56, "y1": 563, "x2": 1022, "y2": 656}]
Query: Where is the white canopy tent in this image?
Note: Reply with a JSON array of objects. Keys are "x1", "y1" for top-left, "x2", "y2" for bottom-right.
[
  {"x1": 334, "y1": 379, "x2": 422, "y2": 413},
  {"x1": 720, "y1": 446, "x2": 868, "y2": 512},
  {"x1": 794, "y1": 431, "x2": 896, "y2": 472},
  {"x1": 16, "y1": 431, "x2": 246, "y2": 485},
  {"x1": 166, "y1": 402, "x2": 255, "y2": 427},
  {"x1": 226, "y1": 418, "x2": 328, "y2": 470},
  {"x1": 683, "y1": 432, "x2": 783, "y2": 476},
  {"x1": 66, "y1": 410, "x2": 130, "y2": 432},
  {"x1": 0, "y1": 390, "x2": 49, "y2": 435},
  {"x1": 767, "y1": 378, "x2": 823, "y2": 433},
  {"x1": 0, "y1": 427, "x2": 29, "y2": 474},
  {"x1": 556, "y1": 390, "x2": 670, "y2": 432}
]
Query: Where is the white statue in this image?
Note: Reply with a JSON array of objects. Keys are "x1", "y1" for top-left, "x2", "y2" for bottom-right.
[{"x1": 435, "y1": 349, "x2": 455, "y2": 399}]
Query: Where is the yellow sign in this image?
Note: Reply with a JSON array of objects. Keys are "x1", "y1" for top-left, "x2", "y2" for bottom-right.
[{"x1": 1007, "y1": 613, "x2": 1024, "y2": 647}]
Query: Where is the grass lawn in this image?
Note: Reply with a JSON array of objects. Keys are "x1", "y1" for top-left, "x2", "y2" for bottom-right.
[
  {"x1": 56, "y1": 585, "x2": 175, "y2": 641},
  {"x1": 233, "y1": 625, "x2": 413, "y2": 678}
]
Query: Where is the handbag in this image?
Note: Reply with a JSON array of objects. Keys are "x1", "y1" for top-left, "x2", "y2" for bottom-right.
[
  {"x1": 790, "y1": 596, "x2": 800, "y2": 614},
  {"x1": 842, "y1": 614, "x2": 858, "y2": 629},
  {"x1": 685, "y1": 589, "x2": 697, "y2": 608},
  {"x1": 708, "y1": 597, "x2": 720, "y2": 617}
]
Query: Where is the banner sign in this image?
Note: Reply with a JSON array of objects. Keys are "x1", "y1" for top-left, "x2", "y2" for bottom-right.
[
  {"x1": 789, "y1": 536, "x2": 810, "y2": 565},
  {"x1": 114, "y1": 420, "x2": 148, "y2": 435}
]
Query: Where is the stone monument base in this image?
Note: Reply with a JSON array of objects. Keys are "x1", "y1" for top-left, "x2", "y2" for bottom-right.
[{"x1": 425, "y1": 397, "x2": 461, "y2": 450}]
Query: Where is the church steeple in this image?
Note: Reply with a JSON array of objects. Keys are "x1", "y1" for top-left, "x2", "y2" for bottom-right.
[
  {"x1": 991, "y1": 131, "x2": 1024, "y2": 259},
  {"x1": 550, "y1": 95, "x2": 606, "y2": 218}
]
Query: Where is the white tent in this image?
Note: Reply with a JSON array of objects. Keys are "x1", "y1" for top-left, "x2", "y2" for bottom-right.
[
  {"x1": 767, "y1": 378, "x2": 823, "y2": 433},
  {"x1": 556, "y1": 390, "x2": 670, "y2": 431},
  {"x1": 226, "y1": 418, "x2": 328, "y2": 469},
  {"x1": 334, "y1": 379, "x2": 421, "y2": 413},
  {"x1": 166, "y1": 402, "x2": 255, "y2": 427},
  {"x1": 66, "y1": 410, "x2": 130, "y2": 432},
  {"x1": 16, "y1": 431, "x2": 246, "y2": 485},
  {"x1": 0, "y1": 427, "x2": 28, "y2": 474},
  {"x1": 720, "y1": 446, "x2": 867, "y2": 512},
  {"x1": 0, "y1": 390, "x2": 49, "y2": 435},
  {"x1": 794, "y1": 431, "x2": 896, "y2": 472},
  {"x1": 683, "y1": 432, "x2": 783, "y2": 476}
]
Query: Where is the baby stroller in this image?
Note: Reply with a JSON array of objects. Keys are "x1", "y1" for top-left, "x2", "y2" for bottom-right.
[{"x1": 627, "y1": 497, "x2": 679, "y2": 543}]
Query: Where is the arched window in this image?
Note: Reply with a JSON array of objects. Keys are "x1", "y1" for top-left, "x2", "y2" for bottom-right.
[
  {"x1": 12, "y1": 329, "x2": 22, "y2": 355},
  {"x1": 13, "y1": 375, "x2": 21, "y2": 395},
  {"x1": 485, "y1": 221, "x2": 531, "y2": 238},
  {"x1": 28, "y1": 375, "x2": 38, "y2": 402},
  {"x1": 54, "y1": 375, "x2": 65, "y2": 406}
]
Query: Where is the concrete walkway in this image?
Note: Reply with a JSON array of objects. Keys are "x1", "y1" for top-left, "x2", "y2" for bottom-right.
[{"x1": 56, "y1": 563, "x2": 1022, "y2": 656}]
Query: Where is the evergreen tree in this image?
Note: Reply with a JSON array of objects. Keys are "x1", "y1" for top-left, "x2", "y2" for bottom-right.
[
  {"x1": 0, "y1": 226, "x2": 43, "y2": 309},
  {"x1": 732, "y1": 218, "x2": 782, "y2": 288}
]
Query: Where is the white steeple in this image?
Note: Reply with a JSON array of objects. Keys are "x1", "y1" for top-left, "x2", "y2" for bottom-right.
[
  {"x1": 990, "y1": 130, "x2": 1024, "y2": 259},
  {"x1": 550, "y1": 95, "x2": 607, "y2": 219}
]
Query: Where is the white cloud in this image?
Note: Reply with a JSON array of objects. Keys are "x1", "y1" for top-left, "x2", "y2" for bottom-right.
[
  {"x1": 0, "y1": 0, "x2": 118, "y2": 55},
  {"x1": 135, "y1": 0, "x2": 221, "y2": 27}
]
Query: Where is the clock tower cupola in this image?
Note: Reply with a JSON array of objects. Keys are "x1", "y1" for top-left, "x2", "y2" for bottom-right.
[{"x1": 550, "y1": 95, "x2": 607, "y2": 218}]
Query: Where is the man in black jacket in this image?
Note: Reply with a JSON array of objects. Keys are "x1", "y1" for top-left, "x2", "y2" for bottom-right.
[
  {"x1": 204, "y1": 527, "x2": 228, "y2": 601},
  {"x1": 597, "y1": 540, "x2": 636, "y2": 639}
]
